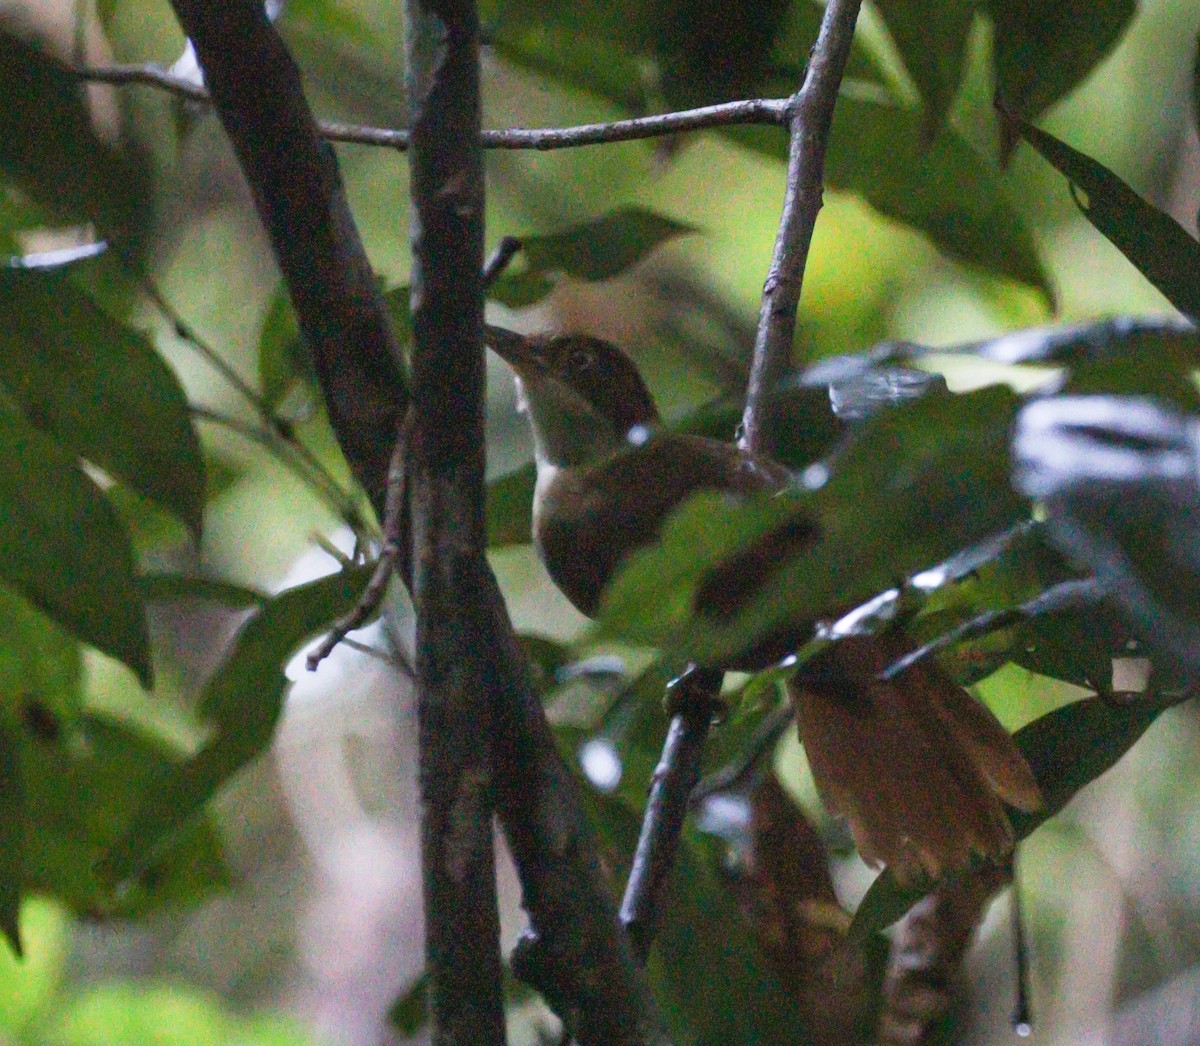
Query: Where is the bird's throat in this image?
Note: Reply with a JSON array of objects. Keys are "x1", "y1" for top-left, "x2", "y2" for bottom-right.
[{"x1": 517, "y1": 374, "x2": 630, "y2": 471}]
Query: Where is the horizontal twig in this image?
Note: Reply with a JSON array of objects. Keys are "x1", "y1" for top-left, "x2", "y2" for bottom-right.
[{"x1": 74, "y1": 63, "x2": 789, "y2": 150}]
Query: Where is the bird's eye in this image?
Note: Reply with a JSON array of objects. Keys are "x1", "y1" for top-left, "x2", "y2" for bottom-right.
[{"x1": 569, "y1": 348, "x2": 597, "y2": 372}]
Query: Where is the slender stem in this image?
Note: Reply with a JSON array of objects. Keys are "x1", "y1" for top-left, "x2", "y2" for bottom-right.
[
  {"x1": 1011, "y1": 858, "x2": 1033, "y2": 1037},
  {"x1": 307, "y1": 423, "x2": 410, "y2": 671},
  {"x1": 739, "y1": 0, "x2": 864, "y2": 458},
  {"x1": 74, "y1": 63, "x2": 788, "y2": 150},
  {"x1": 620, "y1": 668, "x2": 723, "y2": 962},
  {"x1": 188, "y1": 404, "x2": 367, "y2": 530}
]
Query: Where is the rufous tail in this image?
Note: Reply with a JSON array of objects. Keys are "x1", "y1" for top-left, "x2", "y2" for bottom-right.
[{"x1": 787, "y1": 630, "x2": 1042, "y2": 885}]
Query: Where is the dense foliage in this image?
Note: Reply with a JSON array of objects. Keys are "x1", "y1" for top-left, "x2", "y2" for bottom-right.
[{"x1": 2, "y1": 0, "x2": 1200, "y2": 1042}]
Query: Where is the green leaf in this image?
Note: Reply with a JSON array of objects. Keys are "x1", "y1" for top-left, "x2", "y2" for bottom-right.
[
  {"x1": 0, "y1": 403, "x2": 149, "y2": 685},
  {"x1": 20, "y1": 714, "x2": 229, "y2": 920},
  {"x1": 1006, "y1": 114, "x2": 1200, "y2": 319},
  {"x1": 517, "y1": 207, "x2": 696, "y2": 286},
  {"x1": 0, "y1": 270, "x2": 206, "y2": 535},
  {"x1": 388, "y1": 975, "x2": 429, "y2": 1035},
  {"x1": 486, "y1": 464, "x2": 535, "y2": 547},
  {"x1": 874, "y1": 0, "x2": 974, "y2": 139},
  {"x1": 96, "y1": 0, "x2": 186, "y2": 64},
  {"x1": 0, "y1": 585, "x2": 83, "y2": 727},
  {"x1": 599, "y1": 384, "x2": 1028, "y2": 666},
  {"x1": 257, "y1": 284, "x2": 306, "y2": 412},
  {"x1": 137, "y1": 574, "x2": 266, "y2": 611},
  {"x1": 986, "y1": 0, "x2": 1135, "y2": 123},
  {"x1": 0, "y1": 721, "x2": 25, "y2": 955},
  {"x1": 647, "y1": 0, "x2": 794, "y2": 111},
  {"x1": 850, "y1": 694, "x2": 1170, "y2": 938},
  {"x1": 486, "y1": 269, "x2": 556, "y2": 309},
  {"x1": 824, "y1": 98, "x2": 1052, "y2": 300},
  {"x1": 100, "y1": 564, "x2": 374, "y2": 884},
  {"x1": 680, "y1": 384, "x2": 841, "y2": 472},
  {"x1": 490, "y1": 24, "x2": 652, "y2": 115},
  {"x1": 0, "y1": 32, "x2": 150, "y2": 245}
]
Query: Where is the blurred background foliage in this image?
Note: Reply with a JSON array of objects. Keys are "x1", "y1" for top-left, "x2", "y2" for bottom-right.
[{"x1": 2, "y1": 0, "x2": 1200, "y2": 1042}]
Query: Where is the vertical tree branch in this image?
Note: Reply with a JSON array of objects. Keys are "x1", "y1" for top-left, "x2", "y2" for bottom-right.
[
  {"x1": 739, "y1": 0, "x2": 864, "y2": 457},
  {"x1": 403, "y1": 0, "x2": 507, "y2": 1040},
  {"x1": 165, "y1": 4, "x2": 668, "y2": 1040},
  {"x1": 618, "y1": 0, "x2": 866, "y2": 970}
]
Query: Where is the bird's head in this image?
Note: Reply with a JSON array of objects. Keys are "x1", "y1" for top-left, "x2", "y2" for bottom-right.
[{"x1": 485, "y1": 325, "x2": 661, "y2": 469}]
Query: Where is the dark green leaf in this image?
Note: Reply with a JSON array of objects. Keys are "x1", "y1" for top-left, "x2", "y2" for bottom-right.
[
  {"x1": 1007, "y1": 114, "x2": 1200, "y2": 318},
  {"x1": 388, "y1": 975, "x2": 429, "y2": 1035},
  {"x1": 681, "y1": 384, "x2": 842, "y2": 471},
  {"x1": 257, "y1": 284, "x2": 306, "y2": 411},
  {"x1": 647, "y1": 0, "x2": 794, "y2": 111},
  {"x1": 874, "y1": 0, "x2": 974, "y2": 139},
  {"x1": 987, "y1": 0, "x2": 1134, "y2": 124},
  {"x1": 0, "y1": 721, "x2": 24, "y2": 955},
  {"x1": 0, "y1": 32, "x2": 150, "y2": 245},
  {"x1": 0, "y1": 403, "x2": 149, "y2": 685},
  {"x1": 520, "y1": 207, "x2": 696, "y2": 283},
  {"x1": 490, "y1": 25, "x2": 652, "y2": 114},
  {"x1": 20, "y1": 714, "x2": 229, "y2": 920},
  {"x1": 515, "y1": 633, "x2": 574, "y2": 696},
  {"x1": 100, "y1": 564, "x2": 374, "y2": 884},
  {"x1": 0, "y1": 270, "x2": 206, "y2": 535},
  {"x1": 825, "y1": 99, "x2": 1052, "y2": 300},
  {"x1": 1014, "y1": 396, "x2": 1200, "y2": 673},
  {"x1": 486, "y1": 270, "x2": 556, "y2": 309},
  {"x1": 1014, "y1": 601, "x2": 1132, "y2": 692},
  {"x1": 486, "y1": 464, "x2": 535, "y2": 547},
  {"x1": 851, "y1": 694, "x2": 1170, "y2": 938},
  {"x1": 599, "y1": 385, "x2": 1028, "y2": 666},
  {"x1": 0, "y1": 585, "x2": 83, "y2": 726},
  {"x1": 137, "y1": 574, "x2": 266, "y2": 611}
]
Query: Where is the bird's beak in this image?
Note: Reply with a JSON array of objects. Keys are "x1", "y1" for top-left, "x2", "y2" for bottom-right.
[{"x1": 483, "y1": 324, "x2": 546, "y2": 379}]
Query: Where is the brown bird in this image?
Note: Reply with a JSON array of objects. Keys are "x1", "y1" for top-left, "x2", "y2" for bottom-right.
[{"x1": 485, "y1": 325, "x2": 1042, "y2": 884}]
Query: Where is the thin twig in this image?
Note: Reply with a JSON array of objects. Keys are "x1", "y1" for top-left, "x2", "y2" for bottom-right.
[
  {"x1": 878, "y1": 577, "x2": 1107, "y2": 682},
  {"x1": 1011, "y1": 858, "x2": 1033, "y2": 1037},
  {"x1": 619, "y1": 667, "x2": 724, "y2": 962},
  {"x1": 188, "y1": 404, "x2": 367, "y2": 533},
  {"x1": 162, "y1": 0, "x2": 407, "y2": 512},
  {"x1": 140, "y1": 273, "x2": 370, "y2": 536},
  {"x1": 307, "y1": 418, "x2": 410, "y2": 671},
  {"x1": 739, "y1": 0, "x2": 864, "y2": 457},
  {"x1": 483, "y1": 236, "x2": 524, "y2": 285},
  {"x1": 75, "y1": 63, "x2": 788, "y2": 150}
]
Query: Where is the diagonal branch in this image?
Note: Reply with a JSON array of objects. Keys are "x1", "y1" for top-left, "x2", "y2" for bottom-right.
[
  {"x1": 75, "y1": 62, "x2": 788, "y2": 150},
  {"x1": 164, "y1": 0, "x2": 404, "y2": 512},
  {"x1": 739, "y1": 0, "x2": 864, "y2": 457}
]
